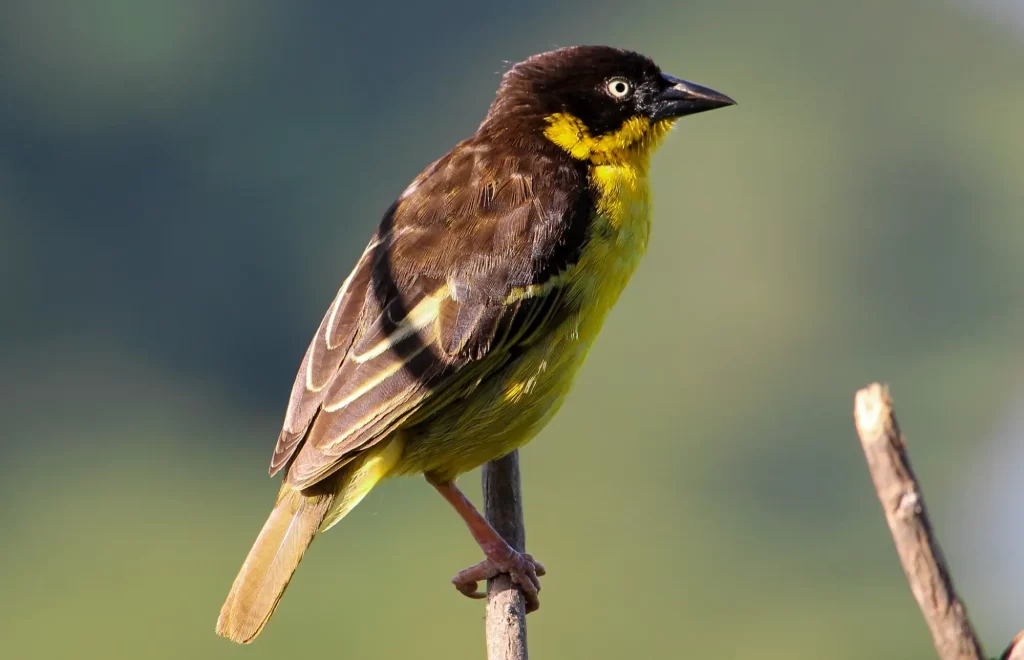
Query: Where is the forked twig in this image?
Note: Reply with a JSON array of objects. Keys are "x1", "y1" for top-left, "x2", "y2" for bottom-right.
[{"x1": 854, "y1": 383, "x2": 1021, "y2": 660}]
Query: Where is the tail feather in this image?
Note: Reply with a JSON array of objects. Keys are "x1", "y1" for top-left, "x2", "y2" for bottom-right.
[
  {"x1": 216, "y1": 438, "x2": 403, "y2": 644},
  {"x1": 216, "y1": 486, "x2": 332, "y2": 643}
]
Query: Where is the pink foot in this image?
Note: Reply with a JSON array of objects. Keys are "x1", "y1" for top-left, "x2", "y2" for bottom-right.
[{"x1": 451, "y1": 551, "x2": 546, "y2": 612}]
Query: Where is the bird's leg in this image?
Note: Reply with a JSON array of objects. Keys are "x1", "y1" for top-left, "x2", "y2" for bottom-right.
[{"x1": 425, "y1": 473, "x2": 546, "y2": 612}]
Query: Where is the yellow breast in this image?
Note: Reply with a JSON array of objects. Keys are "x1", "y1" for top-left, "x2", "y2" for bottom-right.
[
  {"x1": 540, "y1": 110, "x2": 671, "y2": 331},
  {"x1": 481, "y1": 161, "x2": 650, "y2": 459},
  {"x1": 566, "y1": 162, "x2": 651, "y2": 335}
]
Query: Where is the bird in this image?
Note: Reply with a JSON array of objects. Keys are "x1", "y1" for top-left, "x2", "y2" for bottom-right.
[{"x1": 216, "y1": 45, "x2": 734, "y2": 644}]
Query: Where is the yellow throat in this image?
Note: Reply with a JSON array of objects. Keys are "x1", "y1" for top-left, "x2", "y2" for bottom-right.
[
  {"x1": 543, "y1": 111, "x2": 673, "y2": 241},
  {"x1": 541, "y1": 112, "x2": 676, "y2": 336}
]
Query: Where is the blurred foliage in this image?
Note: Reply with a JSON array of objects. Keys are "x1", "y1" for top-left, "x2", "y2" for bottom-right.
[{"x1": 1, "y1": 1, "x2": 1022, "y2": 658}]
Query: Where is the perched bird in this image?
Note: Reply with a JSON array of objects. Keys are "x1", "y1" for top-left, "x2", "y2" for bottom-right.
[{"x1": 216, "y1": 45, "x2": 734, "y2": 643}]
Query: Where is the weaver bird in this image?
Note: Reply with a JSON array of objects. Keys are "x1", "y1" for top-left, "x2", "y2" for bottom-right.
[{"x1": 216, "y1": 45, "x2": 734, "y2": 643}]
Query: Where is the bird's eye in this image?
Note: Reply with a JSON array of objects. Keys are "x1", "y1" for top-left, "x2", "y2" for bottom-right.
[{"x1": 606, "y1": 78, "x2": 632, "y2": 99}]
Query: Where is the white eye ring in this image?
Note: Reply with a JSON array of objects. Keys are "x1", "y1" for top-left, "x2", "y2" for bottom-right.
[{"x1": 606, "y1": 78, "x2": 632, "y2": 99}]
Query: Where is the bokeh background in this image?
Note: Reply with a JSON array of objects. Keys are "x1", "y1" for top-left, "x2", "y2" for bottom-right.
[{"x1": 2, "y1": 1, "x2": 1022, "y2": 658}]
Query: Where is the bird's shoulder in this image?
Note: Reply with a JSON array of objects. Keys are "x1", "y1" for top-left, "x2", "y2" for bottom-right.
[{"x1": 384, "y1": 133, "x2": 595, "y2": 301}]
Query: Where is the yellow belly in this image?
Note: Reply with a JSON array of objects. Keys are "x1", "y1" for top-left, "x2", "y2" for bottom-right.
[{"x1": 396, "y1": 163, "x2": 652, "y2": 481}]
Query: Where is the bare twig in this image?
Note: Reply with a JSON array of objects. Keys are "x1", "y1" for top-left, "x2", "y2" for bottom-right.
[
  {"x1": 1001, "y1": 631, "x2": 1024, "y2": 660},
  {"x1": 854, "y1": 383, "x2": 986, "y2": 660},
  {"x1": 482, "y1": 450, "x2": 528, "y2": 660}
]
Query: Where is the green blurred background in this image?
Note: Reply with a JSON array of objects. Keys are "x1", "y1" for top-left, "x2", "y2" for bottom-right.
[{"x1": 2, "y1": 1, "x2": 1022, "y2": 658}]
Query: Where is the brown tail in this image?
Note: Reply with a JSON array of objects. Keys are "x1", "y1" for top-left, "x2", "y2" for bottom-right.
[
  {"x1": 215, "y1": 484, "x2": 333, "y2": 644},
  {"x1": 216, "y1": 439, "x2": 404, "y2": 644}
]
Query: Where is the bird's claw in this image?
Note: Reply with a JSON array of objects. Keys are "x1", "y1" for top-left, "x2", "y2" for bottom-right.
[{"x1": 451, "y1": 551, "x2": 546, "y2": 612}]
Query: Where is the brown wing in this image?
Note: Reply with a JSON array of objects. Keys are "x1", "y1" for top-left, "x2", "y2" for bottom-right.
[{"x1": 269, "y1": 135, "x2": 592, "y2": 489}]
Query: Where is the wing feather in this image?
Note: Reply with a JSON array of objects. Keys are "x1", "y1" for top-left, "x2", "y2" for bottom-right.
[
  {"x1": 269, "y1": 135, "x2": 592, "y2": 487},
  {"x1": 268, "y1": 243, "x2": 374, "y2": 475}
]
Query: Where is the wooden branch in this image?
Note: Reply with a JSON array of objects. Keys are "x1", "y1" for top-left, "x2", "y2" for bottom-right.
[
  {"x1": 482, "y1": 450, "x2": 529, "y2": 660},
  {"x1": 1001, "y1": 631, "x2": 1024, "y2": 660},
  {"x1": 854, "y1": 383, "x2": 990, "y2": 660}
]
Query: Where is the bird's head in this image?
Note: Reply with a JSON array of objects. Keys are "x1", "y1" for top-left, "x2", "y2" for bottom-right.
[{"x1": 483, "y1": 46, "x2": 735, "y2": 164}]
